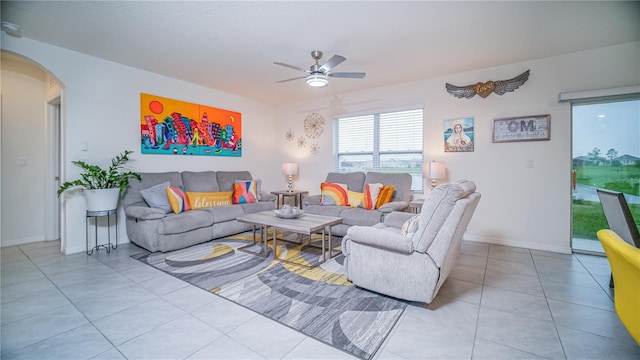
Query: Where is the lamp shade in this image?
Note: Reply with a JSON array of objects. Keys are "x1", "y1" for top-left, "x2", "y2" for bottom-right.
[
  {"x1": 281, "y1": 162, "x2": 298, "y2": 176},
  {"x1": 423, "y1": 161, "x2": 446, "y2": 179}
]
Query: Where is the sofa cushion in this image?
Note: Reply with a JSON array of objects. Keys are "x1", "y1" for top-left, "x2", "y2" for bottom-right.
[
  {"x1": 201, "y1": 205, "x2": 245, "y2": 223},
  {"x1": 362, "y1": 183, "x2": 383, "y2": 210},
  {"x1": 166, "y1": 185, "x2": 191, "y2": 214},
  {"x1": 235, "y1": 179, "x2": 262, "y2": 200},
  {"x1": 401, "y1": 214, "x2": 420, "y2": 237},
  {"x1": 217, "y1": 171, "x2": 252, "y2": 191},
  {"x1": 376, "y1": 185, "x2": 395, "y2": 209},
  {"x1": 122, "y1": 172, "x2": 183, "y2": 209},
  {"x1": 304, "y1": 204, "x2": 348, "y2": 218},
  {"x1": 348, "y1": 190, "x2": 364, "y2": 208},
  {"x1": 239, "y1": 201, "x2": 276, "y2": 215},
  {"x1": 157, "y1": 210, "x2": 213, "y2": 235},
  {"x1": 340, "y1": 208, "x2": 384, "y2": 226},
  {"x1": 181, "y1": 171, "x2": 219, "y2": 192},
  {"x1": 321, "y1": 182, "x2": 349, "y2": 206},
  {"x1": 325, "y1": 172, "x2": 366, "y2": 193},
  {"x1": 232, "y1": 182, "x2": 258, "y2": 204},
  {"x1": 235, "y1": 179, "x2": 260, "y2": 200},
  {"x1": 140, "y1": 181, "x2": 172, "y2": 213},
  {"x1": 187, "y1": 191, "x2": 233, "y2": 209}
]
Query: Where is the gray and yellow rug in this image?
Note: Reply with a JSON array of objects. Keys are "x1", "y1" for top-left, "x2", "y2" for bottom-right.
[{"x1": 132, "y1": 232, "x2": 407, "y2": 360}]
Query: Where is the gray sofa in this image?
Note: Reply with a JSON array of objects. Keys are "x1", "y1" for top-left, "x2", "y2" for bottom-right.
[
  {"x1": 302, "y1": 172, "x2": 413, "y2": 236},
  {"x1": 122, "y1": 171, "x2": 276, "y2": 252}
]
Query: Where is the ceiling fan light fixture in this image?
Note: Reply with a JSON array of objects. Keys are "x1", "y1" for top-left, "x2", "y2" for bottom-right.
[{"x1": 306, "y1": 73, "x2": 328, "y2": 88}]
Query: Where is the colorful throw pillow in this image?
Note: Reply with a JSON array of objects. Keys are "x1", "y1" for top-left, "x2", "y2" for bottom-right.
[
  {"x1": 348, "y1": 190, "x2": 364, "y2": 208},
  {"x1": 321, "y1": 182, "x2": 349, "y2": 206},
  {"x1": 166, "y1": 185, "x2": 191, "y2": 214},
  {"x1": 187, "y1": 191, "x2": 233, "y2": 209},
  {"x1": 235, "y1": 179, "x2": 262, "y2": 200},
  {"x1": 375, "y1": 185, "x2": 395, "y2": 209},
  {"x1": 362, "y1": 183, "x2": 383, "y2": 210},
  {"x1": 140, "y1": 181, "x2": 172, "y2": 213},
  {"x1": 232, "y1": 182, "x2": 258, "y2": 204},
  {"x1": 401, "y1": 215, "x2": 420, "y2": 237}
]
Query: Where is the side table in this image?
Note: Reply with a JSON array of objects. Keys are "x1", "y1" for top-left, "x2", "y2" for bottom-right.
[
  {"x1": 86, "y1": 209, "x2": 117, "y2": 255},
  {"x1": 408, "y1": 199, "x2": 425, "y2": 214},
  {"x1": 271, "y1": 190, "x2": 308, "y2": 209}
]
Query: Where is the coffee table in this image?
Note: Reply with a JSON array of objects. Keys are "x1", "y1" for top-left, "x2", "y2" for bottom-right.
[{"x1": 236, "y1": 211, "x2": 343, "y2": 268}]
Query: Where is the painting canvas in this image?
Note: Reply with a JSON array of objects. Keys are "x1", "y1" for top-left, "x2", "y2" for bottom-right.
[
  {"x1": 444, "y1": 117, "x2": 474, "y2": 152},
  {"x1": 140, "y1": 93, "x2": 242, "y2": 156}
]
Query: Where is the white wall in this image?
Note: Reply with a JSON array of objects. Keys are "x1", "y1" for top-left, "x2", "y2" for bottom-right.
[
  {"x1": 2, "y1": 36, "x2": 279, "y2": 254},
  {"x1": 3, "y1": 32, "x2": 638, "y2": 255},
  {"x1": 277, "y1": 42, "x2": 640, "y2": 254},
  {"x1": 0, "y1": 56, "x2": 48, "y2": 246}
]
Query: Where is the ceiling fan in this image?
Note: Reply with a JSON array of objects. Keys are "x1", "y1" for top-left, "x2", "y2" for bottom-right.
[{"x1": 274, "y1": 50, "x2": 366, "y2": 88}]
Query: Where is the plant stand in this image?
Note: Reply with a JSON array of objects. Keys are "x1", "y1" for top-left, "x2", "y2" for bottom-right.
[{"x1": 86, "y1": 209, "x2": 117, "y2": 255}]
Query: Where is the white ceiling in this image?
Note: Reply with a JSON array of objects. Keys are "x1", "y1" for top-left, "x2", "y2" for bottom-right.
[{"x1": 2, "y1": 1, "x2": 639, "y2": 105}]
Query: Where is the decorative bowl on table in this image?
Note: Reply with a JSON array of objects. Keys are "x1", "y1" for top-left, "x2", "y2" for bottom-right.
[{"x1": 274, "y1": 205, "x2": 304, "y2": 219}]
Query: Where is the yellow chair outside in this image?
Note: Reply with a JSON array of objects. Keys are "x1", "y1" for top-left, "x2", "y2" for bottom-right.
[{"x1": 597, "y1": 229, "x2": 640, "y2": 345}]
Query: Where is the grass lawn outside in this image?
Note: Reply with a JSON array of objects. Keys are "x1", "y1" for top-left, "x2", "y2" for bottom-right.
[{"x1": 573, "y1": 164, "x2": 640, "y2": 241}]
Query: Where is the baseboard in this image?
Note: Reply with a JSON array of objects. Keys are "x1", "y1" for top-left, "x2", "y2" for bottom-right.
[
  {"x1": 464, "y1": 234, "x2": 572, "y2": 254},
  {"x1": 63, "y1": 238, "x2": 132, "y2": 255},
  {"x1": 1, "y1": 235, "x2": 47, "y2": 248}
]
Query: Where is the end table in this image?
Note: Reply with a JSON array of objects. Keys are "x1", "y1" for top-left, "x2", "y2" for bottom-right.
[
  {"x1": 408, "y1": 199, "x2": 425, "y2": 214},
  {"x1": 271, "y1": 190, "x2": 308, "y2": 209},
  {"x1": 86, "y1": 209, "x2": 117, "y2": 255}
]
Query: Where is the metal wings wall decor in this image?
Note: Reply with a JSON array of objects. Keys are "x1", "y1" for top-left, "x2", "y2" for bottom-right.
[{"x1": 445, "y1": 70, "x2": 530, "y2": 99}]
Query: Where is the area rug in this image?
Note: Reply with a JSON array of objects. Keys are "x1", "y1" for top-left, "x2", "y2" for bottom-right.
[{"x1": 132, "y1": 231, "x2": 407, "y2": 360}]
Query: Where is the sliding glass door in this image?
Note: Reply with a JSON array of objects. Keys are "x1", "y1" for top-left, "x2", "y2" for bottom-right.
[{"x1": 572, "y1": 99, "x2": 640, "y2": 253}]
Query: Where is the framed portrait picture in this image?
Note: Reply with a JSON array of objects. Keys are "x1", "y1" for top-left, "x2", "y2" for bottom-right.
[
  {"x1": 444, "y1": 117, "x2": 474, "y2": 152},
  {"x1": 492, "y1": 114, "x2": 550, "y2": 143}
]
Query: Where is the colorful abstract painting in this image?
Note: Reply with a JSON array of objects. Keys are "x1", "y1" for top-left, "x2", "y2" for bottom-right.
[{"x1": 140, "y1": 93, "x2": 242, "y2": 157}]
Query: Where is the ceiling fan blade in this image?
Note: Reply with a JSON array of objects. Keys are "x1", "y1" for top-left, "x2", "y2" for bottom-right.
[
  {"x1": 274, "y1": 62, "x2": 307, "y2": 72},
  {"x1": 277, "y1": 76, "x2": 306, "y2": 83},
  {"x1": 319, "y1": 55, "x2": 346, "y2": 72},
  {"x1": 328, "y1": 72, "x2": 366, "y2": 79}
]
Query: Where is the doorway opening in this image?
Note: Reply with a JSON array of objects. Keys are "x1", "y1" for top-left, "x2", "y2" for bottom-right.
[{"x1": 572, "y1": 98, "x2": 640, "y2": 253}]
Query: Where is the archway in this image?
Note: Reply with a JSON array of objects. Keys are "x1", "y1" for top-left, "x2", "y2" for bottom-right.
[{"x1": 1, "y1": 50, "x2": 65, "y2": 250}]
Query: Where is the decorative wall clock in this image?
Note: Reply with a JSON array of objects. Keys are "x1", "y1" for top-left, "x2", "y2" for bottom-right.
[
  {"x1": 304, "y1": 113, "x2": 325, "y2": 138},
  {"x1": 445, "y1": 70, "x2": 530, "y2": 99}
]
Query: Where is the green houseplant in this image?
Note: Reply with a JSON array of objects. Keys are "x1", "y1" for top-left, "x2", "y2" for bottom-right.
[{"x1": 58, "y1": 150, "x2": 141, "y2": 211}]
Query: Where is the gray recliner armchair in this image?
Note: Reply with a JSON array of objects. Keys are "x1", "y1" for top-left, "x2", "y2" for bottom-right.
[{"x1": 341, "y1": 180, "x2": 481, "y2": 303}]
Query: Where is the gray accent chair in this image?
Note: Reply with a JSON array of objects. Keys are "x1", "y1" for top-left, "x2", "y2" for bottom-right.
[
  {"x1": 303, "y1": 172, "x2": 413, "y2": 236},
  {"x1": 341, "y1": 180, "x2": 481, "y2": 303}
]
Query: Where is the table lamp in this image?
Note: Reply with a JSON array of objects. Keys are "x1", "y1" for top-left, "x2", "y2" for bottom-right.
[
  {"x1": 281, "y1": 162, "x2": 298, "y2": 192},
  {"x1": 423, "y1": 161, "x2": 446, "y2": 189}
]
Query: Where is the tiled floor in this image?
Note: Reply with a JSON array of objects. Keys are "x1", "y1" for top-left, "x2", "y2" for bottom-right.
[{"x1": 1, "y1": 238, "x2": 639, "y2": 359}]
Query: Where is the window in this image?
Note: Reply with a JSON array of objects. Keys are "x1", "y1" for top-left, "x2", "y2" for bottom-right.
[{"x1": 335, "y1": 108, "x2": 424, "y2": 191}]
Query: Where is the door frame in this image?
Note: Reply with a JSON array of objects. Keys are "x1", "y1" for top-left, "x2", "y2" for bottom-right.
[{"x1": 44, "y1": 95, "x2": 61, "y2": 241}]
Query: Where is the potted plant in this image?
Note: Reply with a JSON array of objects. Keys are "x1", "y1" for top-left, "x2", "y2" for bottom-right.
[{"x1": 57, "y1": 150, "x2": 141, "y2": 211}]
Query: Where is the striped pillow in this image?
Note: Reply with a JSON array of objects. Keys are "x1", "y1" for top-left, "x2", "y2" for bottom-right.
[
  {"x1": 362, "y1": 183, "x2": 383, "y2": 210},
  {"x1": 166, "y1": 185, "x2": 191, "y2": 214}
]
